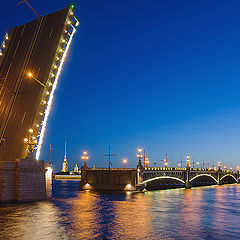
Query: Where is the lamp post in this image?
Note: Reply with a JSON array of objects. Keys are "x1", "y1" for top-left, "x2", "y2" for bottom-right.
[
  {"x1": 185, "y1": 155, "x2": 191, "y2": 189},
  {"x1": 186, "y1": 155, "x2": 190, "y2": 169},
  {"x1": 145, "y1": 157, "x2": 149, "y2": 168},
  {"x1": 27, "y1": 72, "x2": 46, "y2": 87},
  {"x1": 23, "y1": 128, "x2": 38, "y2": 157},
  {"x1": 164, "y1": 154, "x2": 168, "y2": 168},
  {"x1": 164, "y1": 161, "x2": 168, "y2": 167},
  {"x1": 197, "y1": 162, "x2": 199, "y2": 169},
  {"x1": 123, "y1": 159, "x2": 127, "y2": 169},
  {"x1": 218, "y1": 161, "x2": 221, "y2": 171},
  {"x1": 137, "y1": 147, "x2": 143, "y2": 166},
  {"x1": 82, "y1": 151, "x2": 89, "y2": 167}
]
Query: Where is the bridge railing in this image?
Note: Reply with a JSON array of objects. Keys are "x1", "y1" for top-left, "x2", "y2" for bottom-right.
[
  {"x1": 144, "y1": 167, "x2": 238, "y2": 173},
  {"x1": 89, "y1": 168, "x2": 137, "y2": 171}
]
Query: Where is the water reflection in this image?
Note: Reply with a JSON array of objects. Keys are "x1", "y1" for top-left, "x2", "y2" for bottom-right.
[
  {"x1": 1, "y1": 181, "x2": 240, "y2": 239},
  {"x1": 112, "y1": 193, "x2": 154, "y2": 239},
  {"x1": 0, "y1": 202, "x2": 69, "y2": 239}
]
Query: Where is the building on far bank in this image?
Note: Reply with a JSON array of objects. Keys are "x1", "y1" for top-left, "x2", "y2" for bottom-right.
[{"x1": 74, "y1": 163, "x2": 79, "y2": 172}]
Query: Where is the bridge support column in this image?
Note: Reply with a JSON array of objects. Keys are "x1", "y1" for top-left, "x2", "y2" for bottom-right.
[
  {"x1": 136, "y1": 161, "x2": 145, "y2": 191},
  {"x1": 237, "y1": 171, "x2": 239, "y2": 184},
  {"x1": 217, "y1": 170, "x2": 221, "y2": 185},
  {"x1": 185, "y1": 166, "x2": 192, "y2": 189}
]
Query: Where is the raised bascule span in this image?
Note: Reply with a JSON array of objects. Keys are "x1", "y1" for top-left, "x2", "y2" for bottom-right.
[{"x1": 0, "y1": 3, "x2": 79, "y2": 202}]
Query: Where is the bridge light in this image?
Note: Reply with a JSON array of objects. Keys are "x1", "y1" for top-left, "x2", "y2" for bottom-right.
[
  {"x1": 186, "y1": 155, "x2": 190, "y2": 168},
  {"x1": 84, "y1": 183, "x2": 91, "y2": 190},
  {"x1": 123, "y1": 159, "x2": 127, "y2": 169},
  {"x1": 35, "y1": 14, "x2": 78, "y2": 160},
  {"x1": 145, "y1": 157, "x2": 150, "y2": 168},
  {"x1": 70, "y1": 3, "x2": 76, "y2": 10},
  {"x1": 24, "y1": 138, "x2": 28, "y2": 143},
  {"x1": 28, "y1": 128, "x2": 33, "y2": 133},
  {"x1": 82, "y1": 150, "x2": 89, "y2": 166},
  {"x1": 28, "y1": 72, "x2": 33, "y2": 77}
]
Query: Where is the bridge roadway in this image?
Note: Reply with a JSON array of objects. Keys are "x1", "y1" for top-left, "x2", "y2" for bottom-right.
[
  {"x1": 79, "y1": 165, "x2": 240, "y2": 191},
  {"x1": 142, "y1": 167, "x2": 239, "y2": 190}
]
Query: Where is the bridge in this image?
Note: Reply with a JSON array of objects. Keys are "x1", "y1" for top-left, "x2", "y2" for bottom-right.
[
  {"x1": 142, "y1": 166, "x2": 239, "y2": 190},
  {"x1": 79, "y1": 164, "x2": 240, "y2": 191}
]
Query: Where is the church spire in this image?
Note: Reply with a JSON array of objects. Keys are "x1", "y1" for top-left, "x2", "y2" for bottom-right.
[
  {"x1": 62, "y1": 141, "x2": 68, "y2": 172},
  {"x1": 64, "y1": 141, "x2": 67, "y2": 160}
]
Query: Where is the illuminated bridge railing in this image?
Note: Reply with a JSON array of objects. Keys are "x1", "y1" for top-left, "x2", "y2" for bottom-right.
[{"x1": 144, "y1": 167, "x2": 238, "y2": 174}]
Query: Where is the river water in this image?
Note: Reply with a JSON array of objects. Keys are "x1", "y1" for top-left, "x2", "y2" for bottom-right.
[{"x1": 0, "y1": 180, "x2": 240, "y2": 240}]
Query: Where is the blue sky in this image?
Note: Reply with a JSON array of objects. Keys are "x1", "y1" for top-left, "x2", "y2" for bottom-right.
[{"x1": 1, "y1": 0, "x2": 240, "y2": 171}]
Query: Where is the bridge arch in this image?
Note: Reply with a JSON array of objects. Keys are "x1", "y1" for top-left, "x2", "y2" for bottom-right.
[
  {"x1": 143, "y1": 176, "x2": 185, "y2": 184},
  {"x1": 220, "y1": 174, "x2": 237, "y2": 182},
  {"x1": 190, "y1": 174, "x2": 218, "y2": 183}
]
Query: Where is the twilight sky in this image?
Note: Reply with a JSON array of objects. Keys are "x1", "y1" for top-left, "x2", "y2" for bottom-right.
[{"x1": 1, "y1": 0, "x2": 240, "y2": 171}]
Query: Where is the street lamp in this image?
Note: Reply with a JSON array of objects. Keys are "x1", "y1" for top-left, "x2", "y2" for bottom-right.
[
  {"x1": 145, "y1": 157, "x2": 149, "y2": 168},
  {"x1": 23, "y1": 128, "x2": 38, "y2": 156},
  {"x1": 27, "y1": 72, "x2": 46, "y2": 87},
  {"x1": 197, "y1": 162, "x2": 199, "y2": 169},
  {"x1": 137, "y1": 147, "x2": 143, "y2": 166},
  {"x1": 82, "y1": 151, "x2": 89, "y2": 167},
  {"x1": 186, "y1": 155, "x2": 190, "y2": 168},
  {"x1": 164, "y1": 154, "x2": 168, "y2": 168},
  {"x1": 123, "y1": 159, "x2": 127, "y2": 169},
  {"x1": 218, "y1": 161, "x2": 221, "y2": 170}
]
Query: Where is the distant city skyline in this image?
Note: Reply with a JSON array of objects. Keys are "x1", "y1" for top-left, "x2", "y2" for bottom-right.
[{"x1": 1, "y1": 0, "x2": 240, "y2": 171}]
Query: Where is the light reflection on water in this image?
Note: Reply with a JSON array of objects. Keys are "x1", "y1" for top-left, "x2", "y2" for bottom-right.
[{"x1": 1, "y1": 181, "x2": 240, "y2": 239}]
